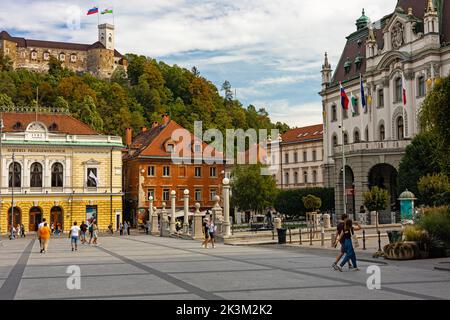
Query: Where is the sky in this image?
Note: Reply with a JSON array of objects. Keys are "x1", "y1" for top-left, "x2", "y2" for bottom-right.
[{"x1": 0, "y1": 0, "x2": 398, "y2": 127}]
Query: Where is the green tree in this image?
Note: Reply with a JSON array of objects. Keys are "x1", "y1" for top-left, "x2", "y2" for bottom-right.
[
  {"x1": 398, "y1": 132, "x2": 441, "y2": 200},
  {"x1": 274, "y1": 188, "x2": 334, "y2": 218},
  {"x1": 231, "y1": 164, "x2": 278, "y2": 214},
  {"x1": 0, "y1": 52, "x2": 12, "y2": 72},
  {"x1": 73, "y1": 96, "x2": 103, "y2": 132},
  {"x1": 302, "y1": 195, "x2": 322, "y2": 212},
  {"x1": 363, "y1": 187, "x2": 389, "y2": 212},
  {"x1": 420, "y1": 75, "x2": 450, "y2": 175},
  {"x1": 418, "y1": 173, "x2": 450, "y2": 207},
  {"x1": 0, "y1": 93, "x2": 14, "y2": 110}
]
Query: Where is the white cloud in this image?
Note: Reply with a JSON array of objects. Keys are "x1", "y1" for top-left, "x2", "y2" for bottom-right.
[{"x1": 0, "y1": 0, "x2": 400, "y2": 127}]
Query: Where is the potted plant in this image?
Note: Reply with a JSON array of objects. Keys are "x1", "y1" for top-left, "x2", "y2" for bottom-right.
[{"x1": 302, "y1": 195, "x2": 322, "y2": 230}]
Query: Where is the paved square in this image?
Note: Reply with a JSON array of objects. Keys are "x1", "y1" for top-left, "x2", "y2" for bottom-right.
[{"x1": 0, "y1": 235, "x2": 449, "y2": 300}]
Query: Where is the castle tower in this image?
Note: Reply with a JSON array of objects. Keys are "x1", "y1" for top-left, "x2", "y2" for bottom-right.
[
  {"x1": 98, "y1": 23, "x2": 115, "y2": 50},
  {"x1": 424, "y1": 0, "x2": 439, "y2": 34}
]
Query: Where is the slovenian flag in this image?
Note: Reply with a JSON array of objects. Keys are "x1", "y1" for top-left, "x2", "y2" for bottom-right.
[
  {"x1": 87, "y1": 7, "x2": 99, "y2": 15},
  {"x1": 340, "y1": 83, "x2": 349, "y2": 111},
  {"x1": 101, "y1": 8, "x2": 113, "y2": 14},
  {"x1": 360, "y1": 74, "x2": 367, "y2": 112},
  {"x1": 402, "y1": 74, "x2": 407, "y2": 106}
]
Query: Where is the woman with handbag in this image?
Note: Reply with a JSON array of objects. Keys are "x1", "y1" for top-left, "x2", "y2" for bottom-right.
[{"x1": 335, "y1": 219, "x2": 361, "y2": 272}]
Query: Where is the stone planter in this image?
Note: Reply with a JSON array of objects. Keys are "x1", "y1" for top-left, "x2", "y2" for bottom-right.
[{"x1": 383, "y1": 242, "x2": 419, "y2": 260}]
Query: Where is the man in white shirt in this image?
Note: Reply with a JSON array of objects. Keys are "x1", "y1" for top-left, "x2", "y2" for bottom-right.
[{"x1": 69, "y1": 221, "x2": 81, "y2": 252}]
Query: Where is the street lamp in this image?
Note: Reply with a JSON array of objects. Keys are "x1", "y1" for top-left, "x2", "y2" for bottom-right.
[{"x1": 10, "y1": 152, "x2": 15, "y2": 240}]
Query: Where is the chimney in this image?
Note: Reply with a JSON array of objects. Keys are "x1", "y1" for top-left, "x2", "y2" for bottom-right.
[
  {"x1": 162, "y1": 113, "x2": 170, "y2": 126},
  {"x1": 125, "y1": 128, "x2": 132, "y2": 147},
  {"x1": 141, "y1": 127, "x2": 148, "y2": 133},
  {"x1": 152, "y1": 121, "x2": 159, "y2": 128}
]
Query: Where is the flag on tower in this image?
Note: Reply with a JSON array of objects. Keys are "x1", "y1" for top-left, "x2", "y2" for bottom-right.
[
  {"x1": 340, "y1": 83, "x2": 349, "y2": 110},
  {"x1": 101, "y1": 8, "x2": 113, "y2": 14},
  {"x1": 87, "y1": 7, "x2": 99, "y2": 15},
  {"x1": 351, "y1": 92, "x2": 357, "y2": 116}
]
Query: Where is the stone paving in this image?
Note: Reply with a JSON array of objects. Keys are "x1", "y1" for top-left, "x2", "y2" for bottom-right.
[{"x1": 0, "y1": 235, "x2": 449, "y2": 300}]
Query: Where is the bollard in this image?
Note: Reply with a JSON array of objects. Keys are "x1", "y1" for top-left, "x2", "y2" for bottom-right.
[
  {"x1": 321, "y1": 228, "x2": 325, "y2": 247},
  {"x1": 363, "y1": 229, "x2": 366, "y2": 250},
  {"x1": 309, "y1": 228, "x2": 313, "y2": 246},
  {"x1": 231, "y1": 223, "x2": 234, "y2": 235},
  {"x1": 289, "y1": 228, "x2": 292, "y2": 244},
  {"x1": 272, "y1": 230, "x2": 274, "y2": 240},
  {"x1": 299, "y1": 229, "x2": 302, "y2": 245},
  {"x1": 377, "y1": 230, "x2": 382, "y2": 252}
]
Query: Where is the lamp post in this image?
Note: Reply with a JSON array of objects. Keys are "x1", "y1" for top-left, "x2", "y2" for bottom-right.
[
  {"x1": 222, "y1": 177, "x2": 231, "y2": 237},
  {"x1": 183, "y1": 189, "x2": 189, "y2": 234},
  {"x1": 10, "y1": 152, "x2": 15, "y2": 240},
  {"x1": 170, "y1": 190, "x2": 176, "y2": 234}
]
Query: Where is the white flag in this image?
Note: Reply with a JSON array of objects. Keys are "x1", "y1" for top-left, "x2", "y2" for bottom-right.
[{"x1": 89, "y1": 170, "x2": 99, "y2": 186}]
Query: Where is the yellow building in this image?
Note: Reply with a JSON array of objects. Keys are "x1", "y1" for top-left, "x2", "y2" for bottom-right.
[{"x1": 0, "y1": 109, "x2": 123, "y2": 234}]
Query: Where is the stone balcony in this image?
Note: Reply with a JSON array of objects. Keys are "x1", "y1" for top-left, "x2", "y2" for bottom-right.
[{"x1": 333, "y1": 139, "x2": 411, "y2": 156}]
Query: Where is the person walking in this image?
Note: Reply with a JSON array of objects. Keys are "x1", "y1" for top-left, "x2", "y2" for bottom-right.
[
  {"x1": 92, "y1": 221, "x2": 99, "y2": 245},
  {"x1": 69, "y1": 221, "x2": 81, "y2": 252},
  {"x1": 37, "y1": 218, "x2": 47, "y2": 251},
  {"x1": 20, "y1": 224, "x2": 25, "y2": 238},
  {"x1": 335, "y1": 219, "x2": 362, "y2": 272},
  {"x1": 80, "y1": 221, "x2": 88, "y2": 244},
  {"x1": 208, "y1": 221, "x2": 217, "y2": 248},
  {"x1": 119, "y1": 222, "x2": 123, "y2": 236},
  {"x1": 88, "y1": 222, "x2": 94, "y2": 244},
  {"x1": 127, "y1": 221, "x2": 131, "y2": 235},
  {"x1": 38, "y1": 222, "x2": 51, "y2": 253},
  {"x1": 123, "y1": 221, "x2": 128, "y2": 236},
  {"x1": 202, "y1": 219, "x2": 210, "y2": 248},
  {"x1": 50, "y1": 223, "x2": 55, "y2": 235},
  {"x1": 332, "y1": 214, "x2": 353, "y2": 270}
]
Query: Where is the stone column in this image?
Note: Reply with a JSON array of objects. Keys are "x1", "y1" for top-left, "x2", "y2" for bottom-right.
[
  {"x1": 192, "y1": 203, "x2": 203, "y2": 240},
  {"x1": 211, "y1": 195, "x2": 223, "y2": 235},
  {"x1": 183, "y1": 189, "x2": 190, "y2": 234},
  {"x1": 160, "y1": 202, "x2": 168, "y2": 236},
  {"x1": 222, "y1": 178, "x2": 231, "y2": 237},
  {"x1": 170, "y1": 190, "x2": 176, "y2": 233},
  {"x1": 370, "y1": 211, "x2": 378, "y2": 226},
  {"x1": 149, "y1": 196, "x2": 158, "y2": 235},
  {"x1": 323, "y1": 213, "x2": 331, "y2": 229}
]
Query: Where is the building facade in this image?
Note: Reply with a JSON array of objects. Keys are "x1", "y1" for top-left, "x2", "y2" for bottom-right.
[
  {"x1": 0, "y1": 24, "x2": 127, "y2": 78},
  {"x1": 320, "y1": 0, "x2": 450, "y2": 219},
  {"x1": 277, "y1": 124, "x2": 325, "y2": 189},
  {"x1": 123, "y1": 114, "x2": 225, "y2": 225},
  {"x1": 0, "y1": 110, "x2": 123, "y2": 234}
]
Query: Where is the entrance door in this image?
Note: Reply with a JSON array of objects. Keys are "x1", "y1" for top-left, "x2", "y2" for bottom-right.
[
  {"x1": 29, "y1": 207, "x2": 43, "y2": 232},
  {"x1": 50, "y1": 206, "x2": 64, "y2": 231}
]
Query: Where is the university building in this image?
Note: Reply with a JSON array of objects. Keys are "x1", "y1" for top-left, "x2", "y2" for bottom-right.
[
  {"x1": 123, "y1": 114, "x2": 225, "y2": 225},
  {"x1": 320, "y1": 0, "x2": 450, "y2": 220},
  {"x1": 0, "y1": 23, "x2": 127, "y2": 78},
  {"x1": 277, "y1": 124, "x2": 325, "y2": 189},
  {"x1": 0, "y1": 109, "x2": 123, "y2": 234}
]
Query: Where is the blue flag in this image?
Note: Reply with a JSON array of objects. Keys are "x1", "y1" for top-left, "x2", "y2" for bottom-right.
[{"x1": 360, "y1": 74, "x2": 367, "y2": 111}]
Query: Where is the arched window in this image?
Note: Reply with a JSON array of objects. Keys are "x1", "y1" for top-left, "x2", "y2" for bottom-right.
[
  {"x1": 331, "y1": 105, "x2": 337, "y2": 122},
  {"x1": 312, "y1": 170, "x2": 317, "y2": 184},
  {"x1": 285, "y1": 172, "x2": 289, "y2": 185},
  {"x1": 30, "y1": 163, "x2": 43, "y2": 188},
  {"x1": 343, "y1": 133, "x2": 349, "y2": 145},
  {"x1": 303, "y1": 171, "x2": 308, "y2": 184},
  {"x1": 418, "y1": 76, "x2": 425, "y2": 97},
  {"x1": 13, "y1": 122, "x2": 23, "y2": 130},
  {"x1": 395, "y1": 77, "x2": 403, "y2": 103},
  {"x1": 59, "y1": 53, "x2": 65, "y2": 61},
  {"x1": 48, "y1": 122, "x2": 58, "y2": 131},
  {"x1": 9, "y1": 162, "x2": 21, "y2": 188},
  {"x1": 332, "y1": 134, "x2": 338, "y2": 147},
  {"x1": 51, "y1": 163, "x2": 64, "y2": 188},
  {"x1": 379, "y1": 124, "x2": 385, "y2": 141},
  {"x1": 354, "y1": 129, "x2": 360, "y2": 143},
  {"x1": 397, "y1": 117, "x2": 404, "y2": 140}
]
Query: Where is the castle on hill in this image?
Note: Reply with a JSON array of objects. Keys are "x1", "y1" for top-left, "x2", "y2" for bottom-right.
[{"x1": 0, "y1": 24, "x2": 127, "y2": 78}]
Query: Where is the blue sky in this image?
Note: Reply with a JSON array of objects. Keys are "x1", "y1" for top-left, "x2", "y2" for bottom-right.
[{"x1": 0, "y1": 0, "x2": 397, "y2": 127}]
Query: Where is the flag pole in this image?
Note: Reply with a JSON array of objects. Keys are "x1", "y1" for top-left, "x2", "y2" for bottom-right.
[
  {"x1": 402, "y1": 72, "x2": 407, "y2": 139},
  {"x1": 340, "y1": 83, "x2": 347, "y2": 217}
]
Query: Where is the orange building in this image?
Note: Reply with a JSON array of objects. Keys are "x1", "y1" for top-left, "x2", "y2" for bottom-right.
[{"x1": 123, "y1": 114, "x2": 225, "y2": 224}]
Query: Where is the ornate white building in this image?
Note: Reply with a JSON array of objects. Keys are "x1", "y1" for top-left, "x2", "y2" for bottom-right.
[{"x1": 320, "y1": 0, "x2": 450, "y2": 221}]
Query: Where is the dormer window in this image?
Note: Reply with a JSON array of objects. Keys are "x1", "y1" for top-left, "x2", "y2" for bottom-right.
[
  {"x1": 344, "y1": 57, "x2": 352, "y2": 74},
  {"x1": 166, "y1": 144, "x2": 174, "y2": 153},
  {"x1": 355, "y1": 54, "x2": 363, "y2": 70},
  {"x1": 13, "y1": 122, "x2": 23, "y2": 130},
  {"x1": 31, "y1": 51, "x2": 37, "y2": 60},
  {"x1": 48, "y1": 122, "x2": 58, "y2": 131},
  {"x1": 43, "y1": 52, "x2": 50, "y2": 61},
  {"x1": 59, "y1": 53, "x2": 65, "y2": 61},
  {"x1": 70, "y1": 54, "x2": 77, "y2": 63}
]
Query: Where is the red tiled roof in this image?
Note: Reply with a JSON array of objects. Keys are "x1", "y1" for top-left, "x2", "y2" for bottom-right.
[
  {"x1": 128, "y1": 119, "x2": 222, "y2": 159},
  {"x1": 1, "y1": 112, "x2": 99, "y2": 135},
  {"x1": 281, "y1": 124, "x2": 323, "y2": 144},
  {"x1": 332, "y1": 0, "x2": 450, "y2": 83}
]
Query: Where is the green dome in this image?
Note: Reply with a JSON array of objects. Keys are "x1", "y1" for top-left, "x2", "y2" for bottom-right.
[
  {"x1": 398, "y1": 189, "x2": 416, "y2": 200},
  {"x1": 356, "y1": 9, "x2": 370, "y2": 30}
]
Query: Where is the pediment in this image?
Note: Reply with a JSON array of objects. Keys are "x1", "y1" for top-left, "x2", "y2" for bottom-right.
[{"x1": 83, "y1": 159, "x2": 101, "y2": 165}]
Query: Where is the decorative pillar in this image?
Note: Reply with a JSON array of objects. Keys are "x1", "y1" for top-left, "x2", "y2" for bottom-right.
[
  {"x1": 222, "y1": 178, "x2": 231, "y2": 237},
  {"x1": 183, "y1": 189, "x2": 190, "y2": 234},
  {"x1": 211, "y1": 195, "x2": 223, "y2": 234},
  {"x1": 192, "y1": 203, "x2": 203, "y2": 240},
  {"x1": 160, "y1": 202, "x2": 168, "y2": 237},
  {"x1": 170, "y1": 190, "x2": 176, "y2": 233},
  {"x1": 323, "y1": 213, "x2": 331, "y2": 229},
  {"x1": 149, "y1": 196, "x2": 158, "y2": 235}
]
